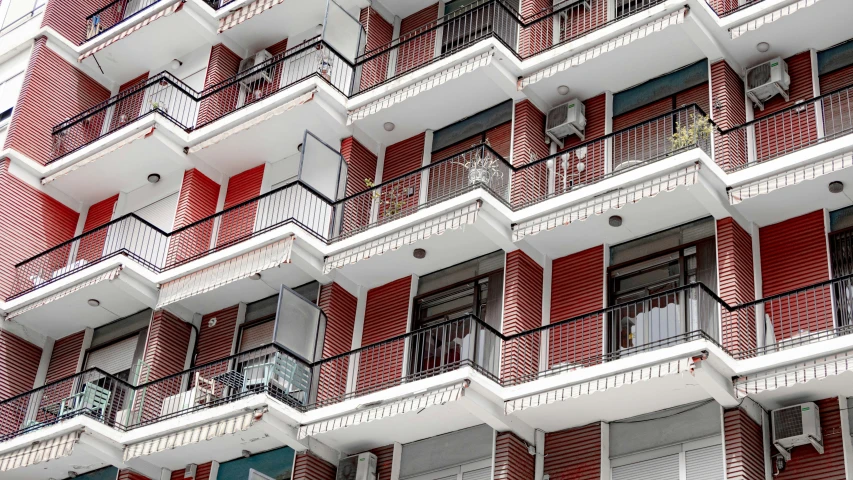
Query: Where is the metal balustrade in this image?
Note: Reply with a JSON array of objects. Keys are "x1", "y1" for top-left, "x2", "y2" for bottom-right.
[
  {"x1": 49, "y1": 40, "x2": 350, "y2": 163},
  {"x1": 23, "y1": 105, "x2": 716, "y2": 300},
  {"x1": 84, "y1": 0, "x2": 166, "y2": 42},
  {"x1": 512, "y1": 105, "x2": 712, "y2": 208},
  {"x1": 6, "y1": 275, "x2": 853, "y2": 442},
  {"x1": 502, "y1": 283, "x2": 724, "y2": 385},
  {"x1": 334, "y1": 144, "x2": 512, "y2": 240},
  {"x1": 717, "y1": 83, "x2": 853, "y2": 171},
  {"x1": 10, "y1": 181, "x2": 333, "y2": 299}
]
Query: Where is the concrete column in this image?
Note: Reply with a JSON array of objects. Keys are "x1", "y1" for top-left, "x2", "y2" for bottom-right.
[
  {"x1": 32, "y1": 337, "x2": 55, "y2": 389},
  {"x1": 600, "y1": 422, "x2": 611, "y2": 480},
  {"x1": 386, "y1": 16, "x2": 402, "y2": 79},
  {"x1": 539, "y1": 256, "x2": 553, "y2": 372},
  {"x1": 433, "y1": 1, "x2": 446, "y2": 59},
  {"x1": 810, "y1": 49, "x2": 826, "y2": 140},
  {"x1": 346, "y1": 285, "x2": 368, "y2": 392},
  {"x1": 604, "y1": 91, "x2": 614, "y2": 174},
  {"x1": 400, "y1": 275, "x2": 419, "y2": 379},
  {"x1": 534, "y1": 428, "x2": 546, "y2": 480},
  {"x1": 745, "y1": 88, "x2": 757, "y2": 165},
  {"x1": 418, "y1": 130, "x2": 434, "y2": 206},
  {"x1": 751, "y1": 222, "x2": 765, "y2": 349},
  {"x1": 209, "y1": 461, "x2": 221, "y2": 480},
  {"x1": 839, "y1": 396, "x2": 853, "y2": 480},
  {"x1": 77, "y1": 327, "x2": 94, "y2": 373},
  {"x1": 370, "y1": 144, "x2": 386, "y2": 224},
  {"x1": 389, "y1": 442, "x2": 402, "y2": 480}
]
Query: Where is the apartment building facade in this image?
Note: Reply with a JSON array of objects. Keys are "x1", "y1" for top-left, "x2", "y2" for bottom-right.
[{"x1": 0, "y1": 0, "x2": 852, "y2": 478}]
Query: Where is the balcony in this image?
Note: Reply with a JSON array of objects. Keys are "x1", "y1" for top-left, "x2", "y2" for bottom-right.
[
  {"x1": 0, "y1": 283, "x2": 723, "y2": 447},
  {"x1": 83, "y1": 0, "x2": 167, "y2": 43},
  {"x1": 18, "y1": 105, "x2": 715, "y2": 303},
  {"x1": 717, "y1": 83, "x2": 853, "y2": 173}
]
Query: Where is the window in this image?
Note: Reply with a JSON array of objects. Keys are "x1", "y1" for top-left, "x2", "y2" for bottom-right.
[
  {"x1": 0, "y1": 71, "x2": 23, "y2": 126},
  {"x1": 609, "y1": 219, "x2": 717, "y2": 354},
  {"x1": 610, "y1": 438, "x2": 723, "y2": 480}
]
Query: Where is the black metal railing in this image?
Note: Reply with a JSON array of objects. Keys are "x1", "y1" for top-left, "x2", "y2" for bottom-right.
[
  {"x1": 84, "y1": 0, "x2": 166, "y2": 43},
  {"x1": 49, "y1": 39, "x2": 352, "y2": 163},
  {"x1": 716, "y1": 83, "x2": 853, "y2": 172},
  {"x1": 8, "y1": 274, "x2": 851, "y2": 442},
  {"x1": 512, "y1": 105, "x2": 712, "y2": 208},
  {"x1": 502, "y1": 283, "x2": 724, "y2": 385}
]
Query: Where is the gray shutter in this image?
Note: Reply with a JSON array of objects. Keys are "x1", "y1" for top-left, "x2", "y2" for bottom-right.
[
  {"x1": 686, "y1": 445, "x2": 724, "y2": 480},
  {"x1": 612, "y1": 454, "x2": 680, "y2": 480},
  {"x1": 134, "y1": 193, "x2": 179, "y2": 232},
  {"x1": 239, "y1": 321, "x2": 275, "y2": 352},
  {"x1": 462, "y1": 467, "x2": 491, "y2": 480},
  {"x1": 86, "y1": 335, "x2": 139, "y2": 375}
]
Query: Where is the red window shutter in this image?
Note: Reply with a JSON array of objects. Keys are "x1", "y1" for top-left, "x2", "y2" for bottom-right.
[
  {"x1": 167, "y1": 169, "x2": 220, "y2": 268},
  {"x1": 217, "y1": 165, "x2": 264, "y2": 248},
  {"x1": 494, "y1": 432, "x2": 535, "y2": 480},
  {"x1": 356, "y1": 276, "x2": 412, "y2": 393},
  {"x1": 716, "y1": 218, "x2": 755, "y2": 352},
  {"x1": 502, "y1": 250, "x2": 542, "y2": 381},
  {"x1": 759, "y1": 210, "x2": 830, "y2": 341},
  {"x1": 316, "y1": 283, "x2": 357, "y2": 403},
  {"x1": 544, "y1": 423, "x2": 602, "y2": 480},
  {"x1": 549, "y1": 246, "x2": 604, "y2": 368},
  {"x1": 196, "y1": 305, "x2": 239, "y2": 365},
  {"x1": 396, "y1": 4, "x2": 439, "y2": 76},
  {"x1": 293, "y1": 452, "x2": 337, "y2": 480},
  {"x1": 723, "y1": 408, "x2": 764, "y2": 480}
]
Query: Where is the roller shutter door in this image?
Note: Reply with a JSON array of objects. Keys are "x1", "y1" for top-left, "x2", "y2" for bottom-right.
[{"x1": 612, "y1": 454, "x2": 680, "y2": 480}]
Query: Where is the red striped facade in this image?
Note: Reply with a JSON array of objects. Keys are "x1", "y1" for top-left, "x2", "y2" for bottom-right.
[
  {"x1": 292, "y1": 451, "x2": 336, "y2": 480},
  {"x1": 357, "y1": 276, "x2": 411, "y2": 393},
  {"x1": 359, "y1": 7, "x2": 394, "y2": 91},
  {"x1": 753, "y1": 52, "x2": 817, "y2": 162},
  {"x1": 0, "y1": 330, "x2": 42, "y2": 435},
  {"x1": 217, "y1": 164, "x2": 264, "y2": 248},
  {"x1": 717, "y1": 218, "x2": 756, "y2": 353},
  {"x1": 502, "y1": 250, "x2": 542, "y2": 382},
  {"x1": 78, "y1": 194, "x2": 118, "y2": 264},
  {"x1": 511, "y1": 100, "x2": 549, "y2": 207},
  {"x1": 140, "y1": 310, "x2": 192, "y2": 421},
  {"x1": 494, "y1": 432, "x2": 534, "y2": 480},
  {"x1": 340, "y1": 137, "x2": 378, "y2": 234},
  {"x1": 711, "y1": 60, "x2": 748, "y2": 170},
  {"x1": 5, "y1": 38, "x2": 110, "y2": 164},
  {"x1": 723, "y1": 408, "x2": 764, "y2": 480},
  {"x1": 381, "y1": 133, "x2": 424, "y2": 215},
  {"x1": 167, "y1": 169, "x2": 220, "y2": 268},
  {"x1": 197, "y1": 44, "x2": 242, "y2": 127},
  {"x1": 759, "y1": 210, "x2": 831, "y2": 340},
  {"x1": 317, "y1": 282, "x2": 357, "y2": 402},
  {"x1": 518, "y1": 0, "x2": 551, "y2": 57},
  {"x1": 370, "y1": 444, "x2": 395, "y2": 480},
  {"x1": 773, "y1": 398, "x2": 846, "y2": 480},
  {"x1": 41, "y1": 0, "x2": 114, "y2": 45},
  {"x1": 110, "y1": 72, "x2": 149, "y2": 131},
  {"x1": 544, "y1": 423, "x2": 601, "y2": 480},
  {"x1": 429, "y1": 121, "x2": 511, "y2": 200},
  {"x1": 196, "y1": 306, "x2": 239, "y2": 365},
  {"x1": 549, "y1": 246, "x2": 604, "y2": 368},
  {"x1": 0, "y1": 159, "x2": 79, "y2": 298},
  {"x1": 396, "y1": 4, "x2": 438, "y2": 76}
]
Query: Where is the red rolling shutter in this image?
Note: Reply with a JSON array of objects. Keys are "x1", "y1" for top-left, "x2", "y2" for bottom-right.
[
  {"x1": 197, "y1": 44, "x2": 242, "y2": 128},
  {"x1": 357, "y1": 276, "x2": 412, "y2": 393},
  {"x1": 549, "y1": 246, "x2": 604, "y2": 368},
  {"x1": 293, "y1": 452, "x2": 337, "y2": 480},
  {"x1": 78, "y1": 194, "x2": 118, "y2": 265},
  {"x1": 167, "y1": 169, "x2": 220, "y2": 268},
  {"x1": 511, "y1": 100, "x2": 550, "y2": 207},
  {"x1": 359, "y1": 7, "x2": 393, "y2": 91},
  {"x1": 139, "y1": 310, "x2": 192, "y2": 423},
  {"x1": 711, "y1": 60, "x2": 747, "y2": 170},
  {"x1": 396, "y1": 4, "x2": 439, "y2": 76},
  {"x1": 217, "y1": 164, "x2": 264, "y2": 248},
  {"x1": 380, "y1": 133, "x2": 425, "y2": 216},
  {"x1": 759, "y1": 210, "x2": 830, "y2": 341},
  {"x1": 46, "y1": 331, "x2": 85, "y2": 383},
  {"x1": 196, "y1": 305, "x2": 239, "y2": 365},
  {"x1": 317, "y1": 282, "x2": 357, "y2": 402},
  {"x1": 544, "y1": 423, "x2": 601, "y2": 480}
]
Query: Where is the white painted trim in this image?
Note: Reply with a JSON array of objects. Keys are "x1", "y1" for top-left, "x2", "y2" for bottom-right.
[
  {"x1": 751, "y1": 222, "x2": 764, "y2": 349},
  {"x1": 719, "y1": 406, "x2": 728, "y2": 479},
  {"x1": 400, "y1": 274, "x2": 419, "y2": 379},
  {"x1": 32, "y1": 337, "x2": 54, "y2": 389},
  {"x1": 600, "y1": 421, "x2": 610, "y2": 480},
  {"x1": 77, "y1": 327, "x2": 94, "y2": 374},
  {"x1": 539, "y1": 256, "x2": 553, "y2": 372},
  {"x1": 810, "y1": 49, "x2": 825, "y2": 140},
  {"x1": 419, "y1": 130, "x2": 434, "y2": 206},
  {"x1": 762, "y1": 409, "x2": 772, "y2": 480},
  {"x1": 602, "y1": 244, "x2": 610, "y2": 356},
  {"x1": 209, "y1": 460, "x2": 220, "y2": 480},
  {"x1": 230, "y1": 302, "x2": 247, "y2": 357},
  {"x1": 535, "y1": 428, "x2": 545, "y2": 480},
  {"x1": 390, "y1": 441, "x2": 402, "y2": 480}
]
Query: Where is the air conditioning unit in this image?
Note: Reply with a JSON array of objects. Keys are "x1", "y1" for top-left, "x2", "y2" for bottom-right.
[
  {"x1": 336, "y1": 452, "x2": 377, "y2": 480},
  {"x1": 546, "y1": 98, "x2": 587, "y2": 148},
  {"x1": 238, "y1": 49, "x2": 274, "y2": 88},
  {"x1": 771, "y1": 402, "x2": 823, "y2": 461},
  {"x1": 746, "y1": 57, "x2": 790, "y2": 110}
]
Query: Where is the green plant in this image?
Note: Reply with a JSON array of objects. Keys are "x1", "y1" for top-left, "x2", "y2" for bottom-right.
[
  {"x1": 670, "y1": 113, "x2": 713, "y2": 150},
  {"x1": 365, "y1": 178, "x2": 406, "y2": 217},
  {"x1": 450, "y1": 142, "x2": 504, "y2": 185},
  {"x1": 150, "y1": 101, "x2": 160, "y2": 111}
]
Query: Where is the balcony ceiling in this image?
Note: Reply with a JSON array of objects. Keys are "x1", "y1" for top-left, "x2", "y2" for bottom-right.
[
  {"x1": 2, "y1": 444, "x2": 111, "y2": 480},
  {"x1": 45, "y1": 126, "x2": 188, "y2": 205},
  {"x1": 377, "y1": 0, "x2": 439, "y2": 19},
  {"x1": 523, "y1": 21, "x2": 705, "y2": 108},
  {"x1": 80, "y1": 8, "x2": 212, "y2": 86},
  {"x1": 351, "y1": 56, "x2": 516, "y2": 148},
  {"x1": 190, "y1": 92, "x2": 349, "y2": 177},
  {"x1": 713, "y1": 0, "x2": 853, "y2": 69}
]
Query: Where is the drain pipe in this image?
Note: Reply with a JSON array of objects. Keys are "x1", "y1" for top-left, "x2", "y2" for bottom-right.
[{"x1": 534, "y1": 428, "x2": 546, "y2": 480}]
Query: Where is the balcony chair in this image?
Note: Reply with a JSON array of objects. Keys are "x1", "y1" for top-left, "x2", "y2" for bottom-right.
[
  {"x1": 194, "y1": 372, "x2": 218, "y2": 405},
  {"x1": 59, "y1": 383, "x2": 111, "y2": 421}
]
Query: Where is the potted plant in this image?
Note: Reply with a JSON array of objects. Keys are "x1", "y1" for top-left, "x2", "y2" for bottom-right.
[
  {"x1": 149, "y1": 100, "x2": 168, "y2": 114},
  {"x1": 365, "y1": 179, "x2": 406, "y2": 217},
  {"x1": 670, "y1": 113, "x2": 713, "y2": 150},
  {"x1": 452, "y1": 143, "x2": 504, "y2": 186}
]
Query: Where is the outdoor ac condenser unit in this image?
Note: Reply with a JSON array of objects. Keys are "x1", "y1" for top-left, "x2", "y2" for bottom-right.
[
  {"x1": 336, "y1": 452, "x2": 377, "y2": 480},
  {"x1": 746, "y1": 57, "x2": 790, "y2": 110},
  {"x1": 771, "y1": 402, "x2": 823, "y2": 460},
  {"x1": 238, "y1": 49, "x2": 274, "y2": 88},
  {"x1": 546, "y1": 98, "x2": 587, "y2": 148}
]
